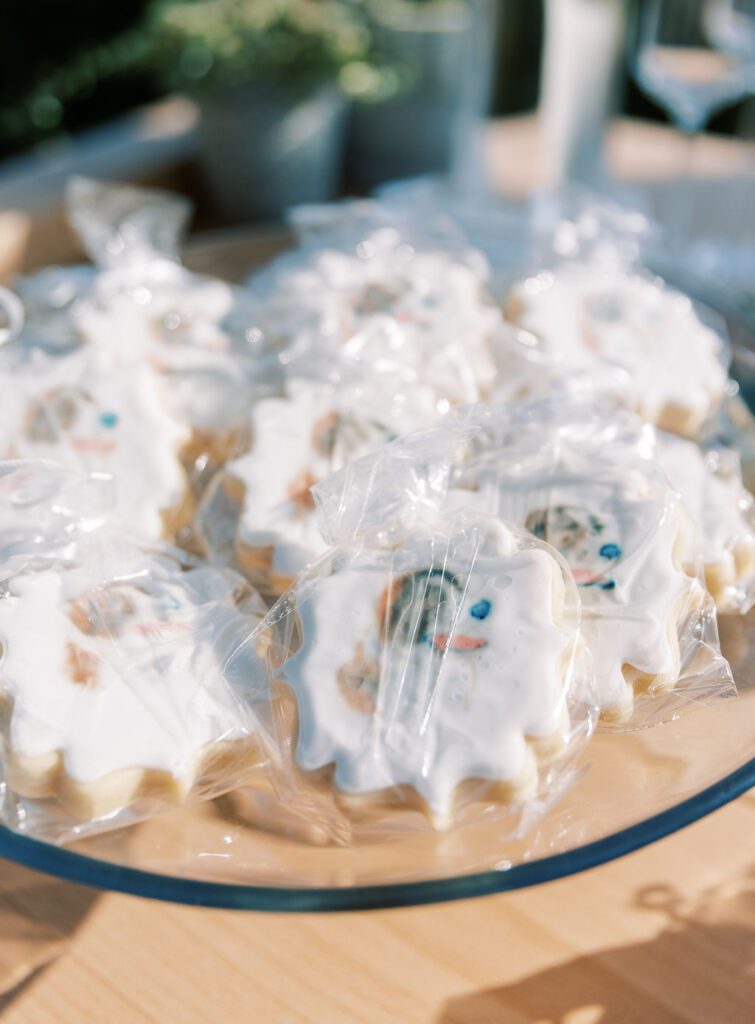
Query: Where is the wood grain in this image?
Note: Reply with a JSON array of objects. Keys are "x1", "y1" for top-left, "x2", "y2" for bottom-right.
[{"x1": 0, "y1": 791, "x2": 750, "y2": 1024}]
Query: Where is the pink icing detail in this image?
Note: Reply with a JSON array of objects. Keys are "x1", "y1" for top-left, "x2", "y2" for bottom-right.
[
  {"x1": 136, "y1": 621, "x2": 190, "y2": 637},
  {"x1": 571, "y1": 568, "x2": 601, "y2": 584},
  {"x1": 72, "y1": 438, "x2": 117, "y2": 455},
  {"x1": 428, "y1": 633, "x2": 488, "y2": 653}
]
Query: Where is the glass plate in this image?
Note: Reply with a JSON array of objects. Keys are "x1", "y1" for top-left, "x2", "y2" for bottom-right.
[
  {"x1": 0, "y1": 243, "x2": 752, "y2": 912},
  {"x1": 0, "y1": 609, "x2": 751, "y2": 909}
]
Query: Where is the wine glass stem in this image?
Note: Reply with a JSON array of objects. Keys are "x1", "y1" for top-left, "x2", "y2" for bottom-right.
[{"x1": 668, "y1": 125, "x2": 700, "y2": 262}]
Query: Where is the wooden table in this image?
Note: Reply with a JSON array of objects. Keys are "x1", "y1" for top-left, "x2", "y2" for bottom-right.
[{"x1": 0, "y1": 791, "x2": 750, "y2": 1023}]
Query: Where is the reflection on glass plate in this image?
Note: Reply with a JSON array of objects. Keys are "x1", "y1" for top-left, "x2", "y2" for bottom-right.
[{"x1": 0, "y1": 556, "x2": 749, "y2": 912}]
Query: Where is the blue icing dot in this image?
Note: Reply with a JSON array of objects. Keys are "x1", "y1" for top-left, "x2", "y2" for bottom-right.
[
  {"x1": 598, "y1": 579, "x2": 616, "y2": 591},
  {"x1": 599, "y1": 542, "x2": 622, "y2": 560},
  {"x1": 99, "y1": 411, "x2": 119, "y2": 429},
  {"x1": 469, "y1": 599, "x2": 492, "y2": 620}
]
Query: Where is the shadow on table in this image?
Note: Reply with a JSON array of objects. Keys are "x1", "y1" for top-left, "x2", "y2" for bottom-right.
[
  {"x1": 437, "y1": 867, "x2": 755, "y2": 1024},
  {"x1": 0, "y1": 860, "x2": 98, "y2": 1014}
]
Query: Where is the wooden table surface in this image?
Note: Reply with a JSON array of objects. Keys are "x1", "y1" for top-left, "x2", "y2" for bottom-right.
[
  {"x1": 0, "y1": 791, "x2": 750, "y2": 1023},
  {"x1": 0, "y1": 116, "x2": 752, "y2": 1022}
]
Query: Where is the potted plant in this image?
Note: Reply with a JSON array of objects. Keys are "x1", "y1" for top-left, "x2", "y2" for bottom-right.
[
  {"x1": 346, "y1": 0, "x2": 499, "y2": 189},
  {"x1": 156, "y1": 0, "x2": 383, "y2": 221}
]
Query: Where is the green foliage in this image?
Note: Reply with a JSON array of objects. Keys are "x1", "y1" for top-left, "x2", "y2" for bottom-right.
[
  {"x1": 0, "y1": 0, "x2": 463, "y2": 154},
  {"x1": 0, "y1": 23, "x2": 159, "y2": 148},
  {"x1": 0, "y1": 0, "x2": 402, "y2": 153},
  {"x1": 154, "y1": 0, "x2": 380, "y2": 95}
]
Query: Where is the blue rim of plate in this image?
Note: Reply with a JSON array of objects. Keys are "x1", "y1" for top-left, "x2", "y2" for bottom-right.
[{"x1": 0, "y1": 758, "x2": 751, "y2": 911}]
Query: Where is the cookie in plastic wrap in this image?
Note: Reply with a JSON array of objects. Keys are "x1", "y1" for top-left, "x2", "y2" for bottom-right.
[
  {"x1": 196, "y1": 377, "x2": 439, "y2": 599},
  {"x1": 0, "y1": 459, "x2": 272, "y2": 841},
  {"x1": 463, "y1": 407, "x2": 734, "y2": 724},
  {"x1": 655, "y1": 431, "x2": 755, "y2": 613},
  {"x1": 63, "y1": 178, "x2": 279, "y2": 507},
  {"x1": 245, "y1": 220, "x2": 500, "y2": 408},
  {"x1": 502, "y1": 260, "x2": 728, "y2": 437},
  {"x1": 262, "y1": 511, "x2": 593, "y2": 829},
  {"x1": 0, "y1": 337, "x2": 192, "y2": 541}
]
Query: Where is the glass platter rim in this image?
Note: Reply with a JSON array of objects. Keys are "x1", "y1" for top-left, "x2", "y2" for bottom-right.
[
  {"x1": 0, "y1": 240, "x2": 753, "y2": 912},
  {"x1": 0, "y1": 758, "x2": 750, "y2": 912}
]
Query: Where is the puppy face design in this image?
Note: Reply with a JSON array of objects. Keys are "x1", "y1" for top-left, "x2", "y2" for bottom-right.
[
  {"x1": 23, "y1": 387, "x2": 119, "y2": 455},
  {"x1": 311, "y1": 410, "x2": 396, "y2": 466},
  {"x1": 379, "y1": 569, "x2": 491, "y2": 653},
  {"x1": 354, "y1": 283, "x2": 405, "y2": 318},
  {"x1": 67, "y1": 582, "x2": 191, "y2": 650},
  {"x1": 585, "y1": 290, "x2": 626, "y2": 327},
  {"x1": 150, "y1": 294, "x2": 233, "y2": 353},
  {"x1": 64, "y1": 586, "x2": 138, "y2": 691},
  {"x1": 311, "y1": 411, "x2": 341, "y2": 460},
  {"x1": 525, "y1": 504, "x2": 622, "y2": 590},
  {"x1": 336, "y1": 568, "x2": 495, "y2": 714},
  {"x1": 285, "y1": 412, "x2": 363, "y2": 520},
  {"x1": 67, "y1": 586, "x2": 137, "y2": 638},
  {"x1": 287, "y1": 410, "x2": 397, "y2": 525}
]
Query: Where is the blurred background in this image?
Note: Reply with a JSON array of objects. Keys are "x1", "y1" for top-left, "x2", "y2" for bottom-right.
[{"x1": 0, "y1": 0, "x2": 753, "y2": 287}]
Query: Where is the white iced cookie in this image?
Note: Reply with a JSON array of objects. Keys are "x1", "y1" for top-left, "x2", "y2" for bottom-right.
[
  {"x1": 81, "y1": 264, "x2": 266, "y2": 382},
  {"x1": 504, "y1": 262, "x2": 728, "y2": 437},
  {"x1": 483, "y1": 465, "x2": 701, "y2": 721},
  {"x1": 0, "y1": 459, "x2": 113, "y2": 581},
  {"x1": 247, "y1": 228, "x2": 499, "y2": 406},
  {"x1": 0, "y1": 346, "x2": 191, "y2": 540},
  {"x1": 197, "y1": 379, "x2": 437, "y2": 596},
  {"x1": 0, "y1": 559, "x2": 266, "y2": 822},
  {"x1": 277, "y1": 518, "x2": 577, "y2": 827},
  {"x1": 490, "y1": 320, "x2": 631, "y2": 412},
  {"x1": 656, "y1": 431, "x2": 755, "y2": 611},
  {"x1": 76, "y1": 268, "x2": 270, "y2": 500},
  {"x1": 12, "y1": 266, "x2": 96, "y2": 353}
]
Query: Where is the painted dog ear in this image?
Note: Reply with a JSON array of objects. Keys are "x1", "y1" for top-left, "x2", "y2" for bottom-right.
[
  {"x1": 589, "y1": 514, "x2": 604, "y2": 533},
  {"x1": 524, "y1": 508, "x2": 546, "y2": 538}
]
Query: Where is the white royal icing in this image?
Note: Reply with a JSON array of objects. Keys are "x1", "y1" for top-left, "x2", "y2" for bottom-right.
[
  {"x1": 478, "y1": 459, "x2": 699, "y2": 715},
  {"x1": 0, "y1": 343, "x2": 189, "y2": 539},
  {"x1": 12, "y1": 266, "x2": 96, "y2": 353},
  {"x1": 281, "y1": 518, "x2": 575, "y2": 824},
  {"x1": 505, "y1": 261, "x2": 728, "y2": 429},
  {"x1": 77, "y1": 265, "x2": 273, "y2": 434},
  {"x1": 0, "y1": 459, "x2": 112, "y2": 580},
  {"x1": 655, "y1": 431, "x2": 755, "y2": 586},
  {"x1": 246, "y1": 228, "x2": 499, "y2": 407},
  {"x1": 0, "y1": 559, "x2": 263, "y2": 787},
  {"x1": 223, "y1": 379, "x2": 439, "y2": 577}
]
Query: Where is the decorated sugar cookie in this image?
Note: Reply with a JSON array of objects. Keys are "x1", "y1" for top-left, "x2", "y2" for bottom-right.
[
  {"x1": 0, "y1": 558, "x2": 266, "y2": 823},
  {"x1": 655, "y1": 431, "x2": 755, "y2": 612},
  {"x1": 503, "y1": 261, "x2": 728, "y2": 437},
  {"x1": 524, "y1": 504, "x2": 624, "y2": 590},
  {"x1": 0, "y1": 459, "x2": 113, "y2": 584},
  {"x1": 12, "y1": 266, "x2": 95, "y2": 353},
  {"x1": 74, "y1": 270, "x2": 272, "y2": 506},
  {"x1": 246, "y1": 228, "x2": 499, "y2": 406},
  {"x1": 479, "y1": 461, "x2": 703, "y2": 721},
  {"x1": 0, "y1": 346, "x2": 191, "y2": 540},
  {"x1": 276, "y1": 517, "x2": 581, "y2": 826},
  {"x1": 196, "y1": 379, "x2": 438, "y2": 597}
]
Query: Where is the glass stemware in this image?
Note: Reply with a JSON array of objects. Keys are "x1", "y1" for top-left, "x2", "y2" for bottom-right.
[
  {"x1": 704, "y1": 0, "x2": 755, "y2": 63},
  {"x1": 629, "y1": 0, "x2": 754, "y2": 255},
  {"x1": 632, "y1": 0, "x2": 752, "y2": 131}
]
